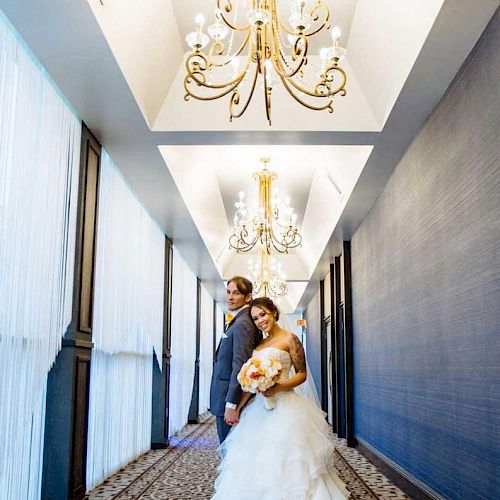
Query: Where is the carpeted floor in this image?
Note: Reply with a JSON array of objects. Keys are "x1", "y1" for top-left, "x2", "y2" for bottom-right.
[{"x1": 87, "y1": 414, "x2": 409, "y2": 499}]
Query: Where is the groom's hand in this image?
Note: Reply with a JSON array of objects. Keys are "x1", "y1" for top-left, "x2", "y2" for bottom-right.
[{"x1": 224, "y1": 407, "x2": 239, "y2": 426}]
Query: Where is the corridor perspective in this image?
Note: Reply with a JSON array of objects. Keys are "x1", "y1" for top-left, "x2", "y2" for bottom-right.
[{"x1": 0, "y1": 1, "x2": 499, "y2": 499}]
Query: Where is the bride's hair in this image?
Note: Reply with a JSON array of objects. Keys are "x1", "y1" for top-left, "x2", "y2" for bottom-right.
[{"x1": 250, "y1": 297, "x2": 280, "y2": 321}]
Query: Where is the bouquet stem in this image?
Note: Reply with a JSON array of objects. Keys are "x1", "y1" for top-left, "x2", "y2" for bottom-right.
[{"x1": 263, "y1": 395, "x2": 276, "y2": 410}]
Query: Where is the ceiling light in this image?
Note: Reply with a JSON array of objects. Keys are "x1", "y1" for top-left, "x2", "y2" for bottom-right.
[
  {"x1": 184, "y1": 1, "x2": 347, "y2": 125},
  {"x1": 229, "y1": 157, "x2": 302, "y2": 254},
  {"x1": 248, "y1": 249, "x2": 288, "y2": 297}
]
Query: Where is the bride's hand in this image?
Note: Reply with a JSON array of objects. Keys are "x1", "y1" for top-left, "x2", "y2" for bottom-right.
[{"x1": 262, "y1": 384, "x2": 282, "y2": 397}]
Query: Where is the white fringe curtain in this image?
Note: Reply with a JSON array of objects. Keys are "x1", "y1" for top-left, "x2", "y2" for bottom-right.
[
  {"x1": 169, "y1": 247, "x2": 197, "y2": 437},
  {"x1": 199, "y1": 284, "x2": 214, "y2": 413},
  {"x1": 215, "y1": 303, "x2": 225, "y2": 347},
  {"x1": 86, "y1": 151, "x2": 164, "y2": 491},
  {"x1": 0, "y1": 11, "x2": 80, "y2": 499}
]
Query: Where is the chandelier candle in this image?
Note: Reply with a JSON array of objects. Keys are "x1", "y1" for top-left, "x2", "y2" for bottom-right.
[{"x1": 184, "y1": 0, "x2": 347, "y2": 125}]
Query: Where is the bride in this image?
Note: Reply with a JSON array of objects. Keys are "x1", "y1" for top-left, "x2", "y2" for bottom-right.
[{"x1": 212, "y1": 297, "x2": 349, "y2": 500}]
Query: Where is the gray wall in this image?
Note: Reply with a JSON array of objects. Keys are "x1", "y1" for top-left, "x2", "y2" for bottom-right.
[
  {"x1": 304, "y1": 286, "x2": 322, "y2": 397},
  {"x1": 350, "y1": 11, "x2": 500, "y2": 500}
]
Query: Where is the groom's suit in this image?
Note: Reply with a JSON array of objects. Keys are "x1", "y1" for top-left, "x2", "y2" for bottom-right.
[{"x1": 210, "y1": 306, "x2": 261, "y2": 442}]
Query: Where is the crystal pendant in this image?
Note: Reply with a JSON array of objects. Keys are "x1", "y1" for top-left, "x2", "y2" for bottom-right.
[
  {"x1": 288, "y1": 12, "x2": 311, "y2": 31},
  {"x1": 185, "y1": 31, "x2": 210, "y2": 49},
  {"x1": 208, "y1": 22, "x2": 229, "y2": 40},
  {"x1": 322, "y1": 45, "x2": 347, "y2": 63},
  {"x1": 247, "y1": 9, "x2": 271, "y2": 26}
]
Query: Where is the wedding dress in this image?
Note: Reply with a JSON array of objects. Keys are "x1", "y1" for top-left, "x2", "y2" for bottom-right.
[{"x1": 212, "y1": 347, "x2": 348, "y2": 500}]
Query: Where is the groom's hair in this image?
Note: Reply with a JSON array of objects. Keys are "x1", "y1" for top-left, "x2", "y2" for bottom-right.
[
  {"x1": 250, "y1": 297, "x2": 280, "y2": 321},
  {"x1": 227, "y1": 276, "x2": 253, "y2": 296}
]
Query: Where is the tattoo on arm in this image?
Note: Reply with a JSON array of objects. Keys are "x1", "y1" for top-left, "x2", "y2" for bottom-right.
[{"x1": 290, "y1": 335, "x2": 306, "y2": 373}]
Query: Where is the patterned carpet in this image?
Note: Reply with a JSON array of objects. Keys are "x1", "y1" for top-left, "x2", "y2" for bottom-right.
[{"x1": 87, "y1": 414, "x2": 409, "y2": 499}]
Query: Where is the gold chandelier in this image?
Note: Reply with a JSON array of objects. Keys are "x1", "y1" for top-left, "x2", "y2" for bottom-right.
[
  {"x1": 184, "y1": 0, "x2": 347, "y2": 125},
  {"x1": 248, "y1": 248, "x2": 288, "y2": 297},
  {"x1": 229, "y1": 157, "x2": 302, "y2": 254}
]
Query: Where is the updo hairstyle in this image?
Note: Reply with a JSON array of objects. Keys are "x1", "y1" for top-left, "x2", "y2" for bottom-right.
[{"x1": 251, "y1": 296, "x2": 280, "y2": 321}]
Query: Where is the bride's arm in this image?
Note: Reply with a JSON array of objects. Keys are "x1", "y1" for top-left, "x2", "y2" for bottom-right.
[
  {"x1": 262, "y1": 335, "x2": 307, "y2": 395},
  {"x1": 236, "y1": 391, "x2": 253, "y2": 412}
]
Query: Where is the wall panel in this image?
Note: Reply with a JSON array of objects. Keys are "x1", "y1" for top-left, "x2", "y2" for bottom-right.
[{"x1": 351, "y1": 12, "x2": 500, "y2": 499}]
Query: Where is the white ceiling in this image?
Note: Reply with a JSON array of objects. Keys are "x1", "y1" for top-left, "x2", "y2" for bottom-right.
[
  {"x1": 1, "y1": 0, "x2": 497, "y2": 311},
  {"x1": 158, "y1": 144, "x2": 372, "y2": 309},
  {"x1": 171, "y1": 0, "x2": 357, "y2": 51}
]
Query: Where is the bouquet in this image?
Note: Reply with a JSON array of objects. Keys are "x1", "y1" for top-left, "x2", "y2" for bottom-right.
[{"x1": 237, "y1": 354, "x2": 282, "y2": 410}]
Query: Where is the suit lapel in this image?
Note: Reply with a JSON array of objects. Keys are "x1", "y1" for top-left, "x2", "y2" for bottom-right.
[
  {"x1": 226, "y1": 307, "x2": 248, "y2": 330},
  {"x1": 215, "y1": 307, "x2": 249, "y2": 358}
]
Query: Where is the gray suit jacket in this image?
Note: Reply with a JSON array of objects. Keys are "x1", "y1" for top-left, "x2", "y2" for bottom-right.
[{"x1": 210, "y1": 307, "x2": 262, "y2": 416}]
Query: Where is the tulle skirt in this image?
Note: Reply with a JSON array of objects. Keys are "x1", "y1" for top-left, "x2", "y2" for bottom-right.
[{"x1": 212, "y1": 390, "x2": 348, "y2": 500}]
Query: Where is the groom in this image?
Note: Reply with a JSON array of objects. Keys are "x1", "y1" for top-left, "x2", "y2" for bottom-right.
[{"x1": 210, "y1": 276, "x2": 261, "y2": 443}]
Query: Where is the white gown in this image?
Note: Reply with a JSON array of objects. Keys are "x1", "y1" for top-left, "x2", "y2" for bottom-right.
[{"x1": 212, "y1": 347, "x2": 348, "y2": 500}]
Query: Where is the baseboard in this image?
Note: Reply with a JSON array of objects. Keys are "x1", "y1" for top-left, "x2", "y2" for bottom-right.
[
  {"x1": 355, "y1": 437, "x2": 446, "y2": 500},
  {"x1": 150, "y1": 441, "x2": 169, "y2": 450}
]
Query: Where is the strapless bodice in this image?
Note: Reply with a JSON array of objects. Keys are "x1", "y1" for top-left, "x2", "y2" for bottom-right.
[{"x1": 252, "y1": 347, "x2": 292, "y2": 382}]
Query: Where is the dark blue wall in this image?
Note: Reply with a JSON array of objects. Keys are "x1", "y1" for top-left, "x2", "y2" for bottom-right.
[
  {"x1": 305, "y1": 287, "x2": 322, "y2": 398},
  {"x1": 350, "y1": 12, "x2": 500, "y2": 500}
]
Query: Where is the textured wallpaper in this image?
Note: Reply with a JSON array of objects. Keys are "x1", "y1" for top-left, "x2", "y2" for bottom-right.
[
  {"x1": 305, "y1": 287, "x2": 322, "y2": 398},
  {"x1": 350, "y1": 11, "x2": 500, "y2": 500}
]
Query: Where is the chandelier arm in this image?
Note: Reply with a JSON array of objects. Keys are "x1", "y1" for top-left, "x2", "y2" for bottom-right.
[
  {"x1": 229, "y1": 225, "x2": 261, "y2": 252},
  {"x1": 208, "y1": 30, "x2": 251, "y2": 68},
  {"x1": 217, "y1": 0, "x2": 251, "y2": 31},
  {"x1": 279, "y1": 74, "x2": 334, "y2": 112},
  {"x1": 302, "y1": 3, "x2": 330, "y2": 38},
  {"x1": 185, "y1": 48, "x2": 252, "y2": 89},
  {"x1": 263, "y1": 61, "x2": 272, "y2": 126},
  {"x1": 271, "y1": 240, "x2": 288, "y2": 254},
  {"x1": 281, "y1": 223, "x2": 302, "y2": 244},
  {"x1": 184, "y1": 73, "x2": 244, "y2": 101},
  {"x1": 286, "y1": 229, "x2": 302, "y2": 248},
  {"x1": 267, "y1": 224, "x2": 283, "y2": 249},
  {"x1": 186, "y1": 50, "x2": 209, "y2": 71},
  {"x1": 229, "y1": 61, "x2": 260, "y2": 120},
  {"x1": 184, "y1": 50, "x2": 254, "y2": 100},
  {"x1": 236, "y1": 242, "x2": 260, "y2": 253},
  {"x1": 277, "y1": 1, "x2": 329, "y2": 38},
  {"x1": 286, "y1": 233, "x2": 302, "y2": 249},
  {"x1": 268, "y1": 230, "x2": 288, "y2": 254},
  {"x1": 269, "y1": 9, "x2": 309, "y2": 78},
  {"x1": 186, "y1": 68, "x2": 249, "y2": 91},
  {"x1": 272, "y1": 35, "x2": 308, "y2": 79},
  {"x1": 270, "y1": 221, "x2": 302, "y2": 251},
  {"x1": 269, "y1": 279, "x2": 287, "y2": 297},
  {"x1": 229, "y1": 224, "x2": 250, "y2": 249},
  {"x1": 283, "y1": 69, "x2": 340, "y2": 99},
  {"x1": 321, "y1": 65, "x2": 348, "y2": 96},
  {"x1": 209, "y1": 40, "x2": 225, "y2": 60}
]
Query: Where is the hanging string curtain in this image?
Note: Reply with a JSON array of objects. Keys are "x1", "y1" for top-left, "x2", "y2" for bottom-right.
[
  {"x1": 0, "y1": 11, "x2": 81, "y2": 499},
  {"x1": 169, "y1": 246, "x2": 198, "y2": 437},
  {"x1": 199, "y1": 283, "x2": 215, "y2": 413},
  {"x1": 91, "y1": 151, "x2": 164, "y2": 357},
  {"x1": 215, "y1": 302, "x2": 225, "y2": 347},
  {"x1": 86, "y1": 350, "x2": 153, "y2": 491},
  {"x1": 86, "y1": 151, "x2": 164, "y2": 490}
]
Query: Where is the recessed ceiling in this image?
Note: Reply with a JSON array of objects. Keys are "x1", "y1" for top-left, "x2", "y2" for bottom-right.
[
  {"x1": 2, "y1": 0, "x2": 496, "y2": 310},
  {"x1": 158, "y1": 143, "x2": 372, "y2": 311}
]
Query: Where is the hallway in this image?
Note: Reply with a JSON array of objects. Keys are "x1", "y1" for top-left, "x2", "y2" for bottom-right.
[
  {"x1": 87, "y1": 415, "x2": 408, "y2": 500},
  {"x1": 1, "y1": 1, "x2": 499, "y2": 499}
]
